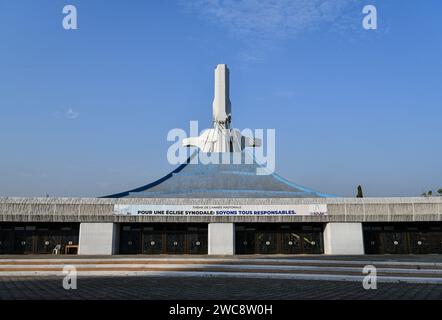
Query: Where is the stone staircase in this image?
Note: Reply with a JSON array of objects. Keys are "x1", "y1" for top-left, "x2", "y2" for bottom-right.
[{"x1": 0, "y1": 257, "x2": 441, "y2": 284}]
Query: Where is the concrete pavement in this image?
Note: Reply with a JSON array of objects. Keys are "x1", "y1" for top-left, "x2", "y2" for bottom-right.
[{"x1": 0, "y1": 275, "x2": 441, "y2": 300}]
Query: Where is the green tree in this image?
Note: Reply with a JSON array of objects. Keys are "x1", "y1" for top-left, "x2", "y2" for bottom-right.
[
  {"x1": 356, "y1": 185, "x2": 364, "y2": 198},
  {"x1": 438, "y1": 188, "x2": 442, "y2": 196},
  {"x1": 422, "y1": 190, "x2": 434, "y2": 197}
]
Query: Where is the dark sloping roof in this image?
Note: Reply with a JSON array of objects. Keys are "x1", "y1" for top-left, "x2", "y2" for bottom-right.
[{"x1": 104, "y1": 151, "x2": 333, "y2": 198}]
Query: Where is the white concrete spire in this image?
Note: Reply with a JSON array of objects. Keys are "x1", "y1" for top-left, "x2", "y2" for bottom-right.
[
  {"x1": 212, "y1": 64, "x2": 231, "y2": 128},
  {"x1": 183, "y1": 64, "x2": 260, "y2": 153}
]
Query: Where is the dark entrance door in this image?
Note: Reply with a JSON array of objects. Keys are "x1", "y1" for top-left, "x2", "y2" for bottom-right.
[
  {"x1": 301, "y1": 232, "x2": 323, "y2": 254},
  {"x1": 363, "y1": 223, "x2": 442, "y2": 254},
  {"x1": 407, "y1": 226, "x2": 442, "y2": 254},
  {"x1": 120, "y1": 226, "x2": 142, "y2": 254},
  {"x1": 186, "y1": 232, "x2": 207, "y2": 255},
  {"x1": 119, "y1": 224, "x2": 208, "y2": 255},
  {"x1": 166, "y1": 233, "x2": 185, "y2": 254},
  {"x1": 0, "y1": 223, "x2": 80, "y2": 255},
  {"x1": 235, "y1": 226, "x2": 256, "y2": 254},
  {"x1": 0, "y1": 227, "x2": 13, "y2": 254},
  {"x1": 142, "y1": 230, "x2": 163, "y2": 254},
  {"x1": 256, "y1": 232, "x2": 278, "y2": 254},
  {"x1": 363, "y1": 225, "x2": 383, "y2": 254},
  {"x1": 13, "y1": 227, "x2": 34, "y2": 254},
  {"x1": 280, "y1": 232, "x2": 302, "y2": 254},
  {"x1": 382, "y1": 228, "x2": 409, "y2": 254},
  {"x1": 36, "y1": 227, "x2": 54, "y2": 254},
  {"x1": 235, "y1": 224, "x2": 324, "y2": 255}
]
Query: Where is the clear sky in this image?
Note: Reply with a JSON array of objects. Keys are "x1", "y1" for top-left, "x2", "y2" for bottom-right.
[{"x1": 0, "y1": 0, "x2": 441, "y2": 198}]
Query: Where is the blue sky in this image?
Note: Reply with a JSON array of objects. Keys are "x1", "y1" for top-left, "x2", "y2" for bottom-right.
[{"x1": 0, "y1": 0, "x2": 441, "y2": 197}]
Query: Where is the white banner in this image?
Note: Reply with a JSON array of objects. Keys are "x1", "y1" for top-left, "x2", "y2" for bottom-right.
[{"x1": 114, "y1": 204, "x2": 327, "y2": 216}]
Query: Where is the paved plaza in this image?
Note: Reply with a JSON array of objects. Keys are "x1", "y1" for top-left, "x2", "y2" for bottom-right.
[
  {"x1": 1, "y1": 255, "x2": 441, "y2": 300},
  {"x1": 0, "y1": 275, "x2": 441, "y2": 300}
]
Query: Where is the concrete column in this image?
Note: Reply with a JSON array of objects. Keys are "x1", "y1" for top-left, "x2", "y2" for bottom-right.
[
  {"x1": 208, "y1": 223, "x2": 235, "y2": 255},
  {"x1": 78, "y1": 223, "x2": 118, "y2": 255},
  {"x1": 323, "y1": 222, "x2": 364, "y2": 255}
]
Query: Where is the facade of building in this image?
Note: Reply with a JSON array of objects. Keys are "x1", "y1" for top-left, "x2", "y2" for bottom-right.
[
  {"x1": 0, "y1": 197, "x2": 441, "y2": 255},
  {"x1": 1, "y1": 65, "x2": 441, "y2": 256}
]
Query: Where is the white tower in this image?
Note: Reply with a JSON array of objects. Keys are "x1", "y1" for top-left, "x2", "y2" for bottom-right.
[
  {"x1": 212, "y1": 64, "x2": 231, "y2": 128},
  {"x1": 183, "y1": 64, "x2": 260, "y2": 153}
]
